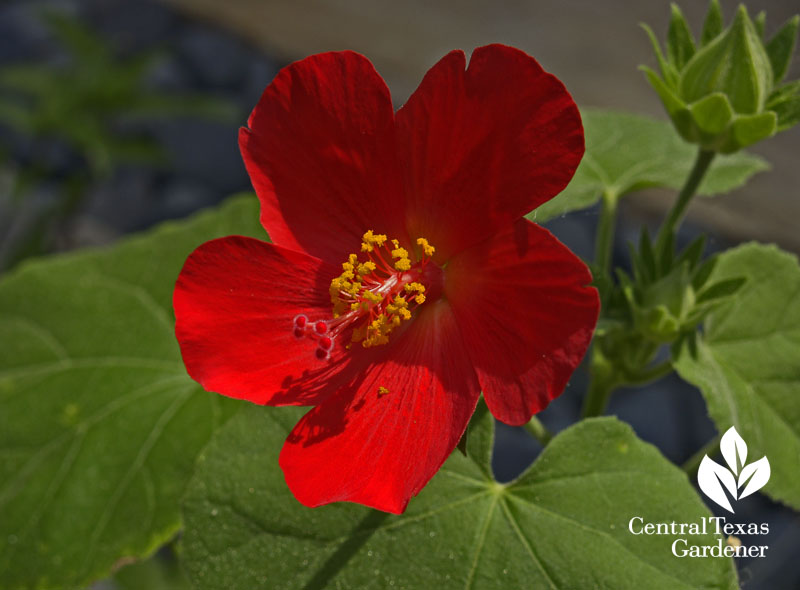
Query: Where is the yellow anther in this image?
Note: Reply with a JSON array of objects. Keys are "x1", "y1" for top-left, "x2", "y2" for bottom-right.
[
  {"x1": 391, "y1": 246, "x2": 408, "y2": 260},
  {"x1": 357, "y1": 261, "x2": 376, "y2": 275},
  {"x1": 390, "y1": 244, "x2": 411, "y2": 271},
  {"x1": 377, "y1": 386, "x2": 389, "y2": 396},
  {"x1": 327, "y1": 233, "x2": 437, "y2": 350},
  {"x1": 363, "y1": 316, "x2": 392, "y2": 347},
  {"x1": 362, "y1": 291, "x2": 382, "y2": 304},
  {"x1": 416, "y1": 238, "x2": 435, "y2": 256},
  {"x1": 361, "y1": 230, "x2": 387, "y2": 252}
]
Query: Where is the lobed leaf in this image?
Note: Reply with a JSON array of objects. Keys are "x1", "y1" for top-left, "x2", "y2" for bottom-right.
[
  {"x1": 0, "y1": 195, "x2": 264, "y2": 588},
  {"x1": 181, "y1": 404, "x2": 737, "y2": 589},
  {"x1": 675, "y1": 243, "x2": 800, "y2": 510},
  {"x1": 529, "y1": 110, "x2": 768, "y2": 224}
]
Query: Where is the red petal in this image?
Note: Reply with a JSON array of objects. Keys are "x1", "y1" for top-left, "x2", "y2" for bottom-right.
[
  {"x1": 174, "y1": 236, "x2": 360, "y2": 406},
  {"x1": 445, "y1": 219, "x2": 599, "y2": 425},
  {"x1": 279, "y1": 301, "x2": 480, "y2": 514},
  {"x1": 240, "y1": 51, "x2": 407, "y2": 266},
  {"x1": 395, "y1": 44, "x2": 584, "y2": 259}
]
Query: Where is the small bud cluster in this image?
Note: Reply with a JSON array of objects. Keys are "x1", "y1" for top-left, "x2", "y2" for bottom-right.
[{"x1": 642, "y1": 0, "x2": 799, "y2": 152}]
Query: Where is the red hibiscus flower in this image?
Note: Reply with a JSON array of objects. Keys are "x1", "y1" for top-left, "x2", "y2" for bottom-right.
[{"x1": 174, "y1": 44, "x2": 599, "y2": 514}]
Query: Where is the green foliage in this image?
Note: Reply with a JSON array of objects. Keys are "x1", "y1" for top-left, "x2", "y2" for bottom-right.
[
  {"x1": 0, "y1": 12, "x2": 236, "y2": 178},
  {"x1": 528, "y1": 110, "x2": 768, "y2": 224},
  {"x1": 674, "y1": 244, "x2": 800, "y2": 511},
  {"x1": 642, "y1": 1, "x2": 800, "y2": 152},
  {"x1": 766, "y1": 16, "x2": 799, "y2": 83},
  {"x1": 0, "y1": 195, "x2": 263, "y2": 589},
  {"x1": 667, "y1": 4, "x2": 696, "y2": 70},
  {"x1": 182, "y1": 403, "x2": 737, "y2": 590},
  {"x1": 0, "y1": 4, "x2": 794, "y2": 587},
  {"x1": 0, "y1": 11, "x2": 239, "y2": 272},
  {"x1": 113, "y1": 548, "x2": 191, "y2": 590}
]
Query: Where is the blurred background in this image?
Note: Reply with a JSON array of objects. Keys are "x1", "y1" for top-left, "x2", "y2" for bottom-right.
[{"x1": 0, "y1": 0, "x2": 797, "y2": 588}]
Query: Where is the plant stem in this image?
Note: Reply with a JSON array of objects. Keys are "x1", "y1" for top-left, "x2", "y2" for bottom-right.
[
  {"x1": 682, "y1": 434, "x2": 722, "y2": 478},
  {"x1": 524, "y1": 416, "x2": 553, "y2": 446},
  {"x1": 595, "y1": 191, "x2": 618, "y2": 274},
  {"x1": 581, "y1": 373, "x2": 617, "y2": 418},
  {"x1": 656, "y1": 148, "x2": 716, "y2": 251}
]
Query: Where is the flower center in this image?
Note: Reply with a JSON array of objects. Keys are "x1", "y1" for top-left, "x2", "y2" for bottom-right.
[{"x1": 292, "y1": 231, "x2": 438, "y2": 360}]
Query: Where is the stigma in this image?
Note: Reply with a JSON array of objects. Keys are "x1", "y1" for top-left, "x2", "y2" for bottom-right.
[{"x1": 292, "y1": 231, "x2": 439, "y2": 360}]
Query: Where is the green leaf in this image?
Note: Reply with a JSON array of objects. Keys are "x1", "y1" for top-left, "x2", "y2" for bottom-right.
[
  {"x1": 43, "y1": 12, "x2": 112, "y2": 67},
  {"x1": 691, "y1": 254, "x2": 718, "y2": 291},
  {"x1": 766, "y1": 15, "x2": 799, "y2": 82},
  {"x1": 181, "y1": 406, "x2": 737, "y2": 589},
  {"x1": 753, "y1": 11, "x2": 767, "y2": 39},
  {"x1": 638, "y1": 226, "x2": 657, "y2": 282},
  {"x1": 689, "y1": 92, "x2": 734, "y2": 135},
  {"x1": 675, "y1": 235, "x2": 707, "y2": 270},
  {"x1": 0, "y1": 194, "x2": 264, "y2": 588},
  {"x1": 667, "y1": 3, "x2": 696, "y2": 70},
  {"x1": 675, "y1": 243, "x2": 800, "y2": 510},
  {"x1": 641, "y1": 65, "x2": 687, "y2": 118},
  {"x1": 641, "y1": 24, "x2": 679, "y2": 86},
  {"x1": 730, "y1": 111, "x2": 777, "y2": 149},
  {"x1": 695, "y1": 276, "x2": 746, "y2": 304},
  {"x1": 0, "y1": 65, "x2": 55, "y2": 96},
  {"x1": 529, "y1": 110, "x2": 768, "y2": 223},
  {"x1": 767, "y1": 82, "x2": 800, "y2": 132},
  {"x1": 113, "y1": 549, "x2": 191, "y2": 590},
  {"x1": 701, "y1": 0, "x2": 724, "y2": 46}
]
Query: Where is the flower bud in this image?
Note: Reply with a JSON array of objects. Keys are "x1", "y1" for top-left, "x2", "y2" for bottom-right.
[{"x1": 642, "y1": 1, "x2": 800, "y2": 153}]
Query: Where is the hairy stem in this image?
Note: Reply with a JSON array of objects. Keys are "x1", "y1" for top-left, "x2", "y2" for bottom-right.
[
  {"x1": 524, "y1": 416, "x2": 553, "y2": 446},
  {"x1": 595, "y1": 191, "x2": 618, "y2": 274},
  {"x1": 656, "y1": 148, "x2": 716, "y2": 251},
  {"x1": 581, "y1": 372, "x2": 618, "y2": 418}
]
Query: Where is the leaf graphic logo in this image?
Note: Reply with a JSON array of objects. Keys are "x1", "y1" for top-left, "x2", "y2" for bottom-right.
[{"x1": 697, "y1": 427, "x2": 770, "y2": 513}]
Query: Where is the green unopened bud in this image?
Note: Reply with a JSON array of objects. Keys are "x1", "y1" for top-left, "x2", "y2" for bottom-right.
[
  {"x1": 633, "y1": 263, "x2": 695, "y2": 343},
  {"x1": 641, "y1": 1, "x2": 800, "y2": 152},
  {"x1": 681, "y1": 6, "x2": 771, "y2": 114}
]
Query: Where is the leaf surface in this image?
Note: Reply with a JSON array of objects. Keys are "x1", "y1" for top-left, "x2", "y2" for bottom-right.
[
  {"x1": 530, "y1": 110, "x2": 768, "y2": 223},
  {"x1": 181, "y1": 403, "x2": 737, "y2": 589},
  {"x1": 0, "y1": 195, "x2": 263, "y2": 588},
  {"x1": 675, "y1": 243, "x2": 800, "y2": 510}
]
